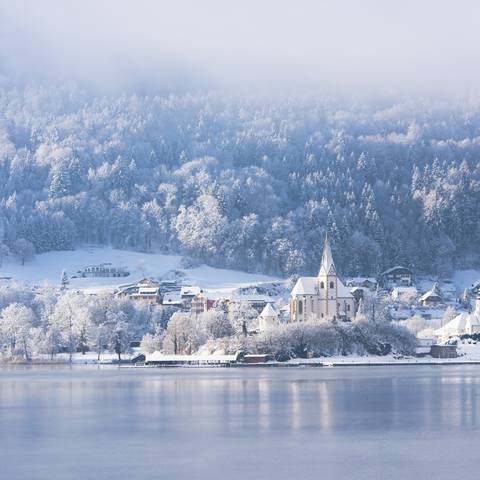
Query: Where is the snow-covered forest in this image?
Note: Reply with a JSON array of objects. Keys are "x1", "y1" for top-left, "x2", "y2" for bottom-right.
[{"x1": 1, "y1": 85, "x2": 479, "y2": 277}]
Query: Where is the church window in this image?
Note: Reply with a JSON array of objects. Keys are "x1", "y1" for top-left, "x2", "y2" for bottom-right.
[
  {"x1": 298, "y1": 300, "x2": 303, "y2": 315},
  {"x1": 311, "y1": 299, "x2": 314, "y2": 310},
  {"x1": 347, "y1": 304, "x2": 351, "y2": 312},
  {"x1": 330, "y1": 281, "x2": 334, "y2": 289},
  {"x1": 320, "y1": 281, "x2": 324, "y2": 289}
]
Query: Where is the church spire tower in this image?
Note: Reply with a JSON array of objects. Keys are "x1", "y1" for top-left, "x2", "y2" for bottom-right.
[
  {"x1": 289, "y1": 231, "x2": 354, "y2": 323},
  {"x1": 318, "y1": 233, "x2": 337, "y2": 277}
]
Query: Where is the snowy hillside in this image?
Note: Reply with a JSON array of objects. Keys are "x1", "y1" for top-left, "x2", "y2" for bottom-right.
[
  {"x1": 452, "y1": 270, "x2": 480, "y2": 291},
  {"x1": 0, "y1": 246, "x2": 283, "y2": 297}
]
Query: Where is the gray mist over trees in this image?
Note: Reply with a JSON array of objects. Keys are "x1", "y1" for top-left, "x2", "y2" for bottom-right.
[{"x1": 2, "y1": 0, "x2": 480, "y2": 95}]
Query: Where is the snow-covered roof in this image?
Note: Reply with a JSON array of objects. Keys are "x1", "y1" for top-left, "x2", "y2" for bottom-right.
[
  {"x1": 145, "y1": 351, "x2": 240, "y2": 363},
  {"x1": 347, "y1": 277, "x2": 377, "y2": 284},
  {"x1": 291, "y1": 277, "x2": 317, "y2": 295},
  {"x1": 138, "y1": 287, "x2": 159, "y2": 294},
  {"x1": 419, "y1": 290, "x2": 442, "y2": 302},
  {"x1": 435, "y1": 312, "x2": 470, "y2": 336},
  {"x1": 291, "y1": 277, "x2": 353, "y2": 298},
  {"x1": 382, "y1": 266, "x2": 412, "y2": 276},
  {"x1": 318, "y1": 235, "x2": 337, "y2": 276},
  {"x1": 162, "y1": 293, "x2": 182, "y2": 305},
  {"x1": 392, "y1": 286, "x2": 417, "y2": 294},
  {"x1": 350, "y1": 286, "x2": 365, "y2": 293},
  {"x1": 337, "y1": 279, "x2": 354, "y2": 297},
  {"x1": 259, "y1": 303, "x2": 278, "y2": 318},
  {"x1": 435, "y1": 295, "x2": 480, "y2": 337},
  {"x1": 181, "y1": 285, "x2": 201, "y2": 296}
]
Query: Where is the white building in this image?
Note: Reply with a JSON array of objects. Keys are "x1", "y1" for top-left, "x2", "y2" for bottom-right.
[
  {"x1": 391, "y1": 286, "x2": 418, "y2": 303},
  {"x1": 258, "y1": 303, "x2": 279, "y2": 332},
  {"x1": 289, "y1": 236, "x2": 355, "y2": 323},
  {"x1": 435, "y1": 293, "x2": 480, "y2": 339},
  {"x1": 419, "y1": 283, "x2": 443, "y2": 307}
]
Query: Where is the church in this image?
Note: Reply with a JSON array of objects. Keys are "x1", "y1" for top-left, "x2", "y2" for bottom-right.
[{"x1": 289, "y1": 236, "x2": 355, "y2": 323}]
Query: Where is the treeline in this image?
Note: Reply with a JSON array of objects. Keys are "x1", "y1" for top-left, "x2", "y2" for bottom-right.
[
  {"x1": 0, "y1": 85, "x2": 480, "y2": 276},
  {"x1": 0, "y1": 284, "x2": 172, "y2": 361}
]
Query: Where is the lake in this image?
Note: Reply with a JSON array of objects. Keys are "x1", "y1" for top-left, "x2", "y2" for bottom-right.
[{"x1": 0, "y1": 365, "x2": 479, "y2": 479}]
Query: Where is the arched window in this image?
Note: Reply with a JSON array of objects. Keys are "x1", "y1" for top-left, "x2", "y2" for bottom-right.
[
  {"x1": 298, "y1": 300, "x2": 303, "y2": 315},
  {"x1": 347, "y1": 304, "x2": 351, "y2": 312},
  {"x1": 330, "y1": 281, "x2": 334, "y2": 289},
  {"x1": 320, "y1": 281, "x2": 324, "y2": 289}
]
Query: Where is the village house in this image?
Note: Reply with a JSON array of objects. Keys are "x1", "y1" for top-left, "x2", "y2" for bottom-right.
[
  {"x1": 116, "y1": 278, "x2": 161, "y2": 303},
  {"x1": 159, "y1": 279, "x2": 179, "y2": 294},
  {"x1": 434, "y1": 292, "x2": 480, "y2": 339},
  {"x1": 79, "y1": 263, "x2": 129, "y2": 278},
  {"x1": 289, "y1": 236, "x2": 355, "y2": 323},
  {"x1": 190, "y1": 292, "x2": 215, "y2": 316},
  {"x1": 390, "y1": 285, "x2": 418, "y2": 303},
  {"x1": 258, "y1": 303, "x2": 279, "y2": 332},
  {"x1": 161, "y1": 292, "x2": 183, "y2": 309},
  {"x1": 471, "y1": 280, "x2": 480, "y2": 296},
  {"x1": 346, "y1": 277, "x2": 378, "y2": 291},
  {"x1": 180, "y1": 285, "x2": 201, "y2": 309},
  {"x1": 419, "y1": 283, "x2": 443, "y2": 307},
  {"x1": 380, "y1": 266, "x2": 413, "y2": 287},
  {"x1": 350, "y1": 286, "x2": 365, "y2": 306}
]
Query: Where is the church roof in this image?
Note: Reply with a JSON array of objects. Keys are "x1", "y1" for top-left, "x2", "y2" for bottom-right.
[
  {"x1": 260, "y1": 303, "x2": 278, "y2": 318},
  {"x1": 435, "y1": 310, "x2": 480, "y2": 336},
  {"x1": 319, "y1": 235, "x2": 337, "y2": 276},
  {"x1": 337, "y1": 279, "x2": 354, "y2": 298},
  {"x1": 291, "y1": 276, "x2": 353, "y2": 298},
  {"x1": 291, "y1": 277, "x2": 317, "y2": 295}
]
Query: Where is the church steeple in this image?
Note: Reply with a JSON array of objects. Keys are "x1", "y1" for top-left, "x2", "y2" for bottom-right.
[{"x1": 318, "y1": 233, "x2": 337, "y2": 276}]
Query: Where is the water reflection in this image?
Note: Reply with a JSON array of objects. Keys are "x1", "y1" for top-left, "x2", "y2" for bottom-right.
[{"x1": 0, "y1": 366, "x2": 480, "y2": 479}]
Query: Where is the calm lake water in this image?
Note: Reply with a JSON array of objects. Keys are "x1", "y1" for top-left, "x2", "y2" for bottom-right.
[{"x1": 1, "y1": 365, "x2": 479, "y2": 480}]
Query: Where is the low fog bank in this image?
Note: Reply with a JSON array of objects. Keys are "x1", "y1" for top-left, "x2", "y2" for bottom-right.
[{"x1": 1, "y1": 0, "x2": 480, "y2": 97}]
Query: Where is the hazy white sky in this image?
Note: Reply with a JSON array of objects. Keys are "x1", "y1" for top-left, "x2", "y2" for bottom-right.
[{"x1": 1, "y1": 0, "x2": 479, "y2": 95}]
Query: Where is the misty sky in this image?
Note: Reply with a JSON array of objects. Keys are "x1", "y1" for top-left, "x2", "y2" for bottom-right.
[{"x1": 1, "y1": 0, "x2": 480, "y2": 95}]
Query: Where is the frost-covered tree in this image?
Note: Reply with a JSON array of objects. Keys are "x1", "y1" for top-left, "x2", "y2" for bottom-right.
[
  {"x1": 0, "y1": 303, "x2": 35, "y2": 359},
  {"x1": 13, "y1": 238, "x2": 35, "y2": 266},
  {"x1": 0, "y1": 243, "x2": 10, "y2": 266},
  {"x1": 140, "y1": 328, "x2": 164, "y2": 354},
  {"x1": 60, "y1": 270, "x2": 69, "y2": 290},
  {"x1": 107, "y1": 311, "x2": 132, "y2": 362},
  {"x1": 201, "y1": 310, "x2": 234, "y2": 339},
  {"x1": 162, "y1": 312, "x2": 207, "y2": 355}
]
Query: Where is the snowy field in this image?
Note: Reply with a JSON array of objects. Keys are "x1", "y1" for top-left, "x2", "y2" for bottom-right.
[
  {"x1": 0, "y1": 246, "x2": 283, "y2": 297},
  {"x1": 452, "y1": 269, "x2": 480, "y2": 290}
]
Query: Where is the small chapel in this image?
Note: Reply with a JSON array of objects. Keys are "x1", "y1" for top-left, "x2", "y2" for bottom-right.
[{"x1": 289, "y1": 236, "x2": 355, "y2": 323}]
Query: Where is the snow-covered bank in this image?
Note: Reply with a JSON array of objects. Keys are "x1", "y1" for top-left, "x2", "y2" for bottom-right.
[
  {"x1": 0, "y1": 352, "x2": 138, "y2": 365},
  {"x1": 5, "y1": 345, "x2": 480, "y2": 367}
]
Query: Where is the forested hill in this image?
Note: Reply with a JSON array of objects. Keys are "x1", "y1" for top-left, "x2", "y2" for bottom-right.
[{"x1": 0, "y1": 86, "x2": 479, "y2": 277}]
